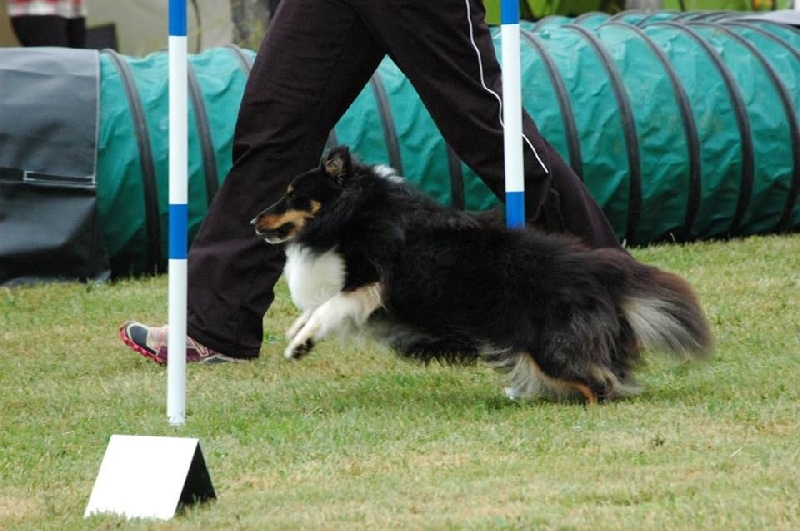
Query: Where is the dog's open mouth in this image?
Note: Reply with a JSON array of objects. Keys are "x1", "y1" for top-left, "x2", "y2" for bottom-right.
[{"x1": 254, "y1": 221, "x2": 296, "y2": 244}]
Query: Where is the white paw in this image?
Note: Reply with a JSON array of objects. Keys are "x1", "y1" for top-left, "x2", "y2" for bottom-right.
[
  {"x1": 284, "y1": 338, "x2": 314, "y2": 360},
  {"x1": 504, "y1": 387, "x2": 521, "y2": 401}
]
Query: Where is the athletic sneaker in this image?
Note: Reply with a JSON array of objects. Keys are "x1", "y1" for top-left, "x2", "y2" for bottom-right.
[{"x1": 120, "y1": 321, "x2": 245, "y2": 364}]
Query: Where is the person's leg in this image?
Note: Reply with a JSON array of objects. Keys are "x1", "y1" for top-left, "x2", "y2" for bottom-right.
[
  {"x1": 355, "y1": 0, "x2": 620, "y2": 248},
  {"x1": 185, "y1": 0, "x2": 385, "y2": 358},
  {"x1": 10, "y1": 15, "x2": 70, "y2": 47},
  {"x1": 268, "y1": 0, "x2": 282, "y2": 19}
]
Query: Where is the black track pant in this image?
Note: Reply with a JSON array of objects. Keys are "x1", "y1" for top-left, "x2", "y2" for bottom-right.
[{"x1": 187, "y1": 0, "x2": 621, "y2": 358}]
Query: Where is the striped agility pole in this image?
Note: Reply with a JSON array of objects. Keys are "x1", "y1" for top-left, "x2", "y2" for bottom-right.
[
  {"x1": 167, "y1": 0, "x2": 188, "y2": 426},
  {"x1": 500, "y1": 0, "x2": 525, "y2": 228}
]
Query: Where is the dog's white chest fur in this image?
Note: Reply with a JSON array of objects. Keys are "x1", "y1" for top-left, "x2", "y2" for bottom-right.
[{"x1": 284, "y1": 243, "x2": 346, "y2": 311}]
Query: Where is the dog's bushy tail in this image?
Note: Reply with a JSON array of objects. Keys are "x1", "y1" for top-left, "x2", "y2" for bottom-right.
[{"x1": 599, "y1": 250, "x2": 713, "y2": 359}]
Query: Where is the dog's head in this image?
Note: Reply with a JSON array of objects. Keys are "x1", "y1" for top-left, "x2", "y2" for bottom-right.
[{"x1": 250, "y1": 147, "x2": 354, "y2": 244}]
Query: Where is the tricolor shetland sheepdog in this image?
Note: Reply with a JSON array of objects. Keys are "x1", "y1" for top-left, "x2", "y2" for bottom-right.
[{"x1": 251, "y1": 147, "x2": 713, "y2": 404}]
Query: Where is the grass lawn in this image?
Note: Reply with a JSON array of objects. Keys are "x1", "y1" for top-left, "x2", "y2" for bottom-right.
[{"x1": 1, "y1": 234, "x2": 798, "y2": 529}]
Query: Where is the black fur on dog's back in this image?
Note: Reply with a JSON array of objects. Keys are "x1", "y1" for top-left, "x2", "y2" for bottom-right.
[
  {"x1": 254, "y1": 147, "x2": 713, "y2": 403},
  {"x1": 373, "y1": 219, "x2": 712, "y2": 397}
]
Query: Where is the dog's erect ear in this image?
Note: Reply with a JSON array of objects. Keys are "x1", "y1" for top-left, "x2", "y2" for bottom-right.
[{"x1": 322, "y1": 146, "x2": 352, "y2": 182}]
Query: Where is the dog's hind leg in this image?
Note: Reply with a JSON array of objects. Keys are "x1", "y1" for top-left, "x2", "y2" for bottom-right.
[
  {"x1": 519, "y1": 354, "x2": 598, "y2": 405},
  {"x1": 531, "y1": 357, "x2": 611, "y2": 405},
  {"x1": 532, "y1": 311, "x2": 633, "y2": 404},
  {"x1": 284, "y1": 283, "x2": 383, "y2": 359},
  {"x1": 534, "y1": 353, "x2": 630, "y2": 405},
  {"x1": 480, "y1": 348, "x2": 590, "y2": 403}
]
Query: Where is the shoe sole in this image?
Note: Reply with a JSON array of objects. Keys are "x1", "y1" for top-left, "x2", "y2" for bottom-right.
[{"x1": 119, "y1": 323, "x2": 166, "y2": 365}]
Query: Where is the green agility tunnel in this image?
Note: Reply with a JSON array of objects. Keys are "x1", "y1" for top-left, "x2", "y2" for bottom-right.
[
  {"x1": 4, "y1": 13, "x2": 797, "y2": 280},
  {"x1": 96, "y1": 45, "x2": 256, "y2": 276}
]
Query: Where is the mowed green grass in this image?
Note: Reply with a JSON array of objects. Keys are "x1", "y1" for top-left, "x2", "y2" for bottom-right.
[{"x1": 1, "y1": 235, "x2": 798, "y2": 530}]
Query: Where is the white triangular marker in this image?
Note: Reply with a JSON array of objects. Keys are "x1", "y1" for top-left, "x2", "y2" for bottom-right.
[{"x1": 85, "y1": 435, "x2": 216, "y2": 520}]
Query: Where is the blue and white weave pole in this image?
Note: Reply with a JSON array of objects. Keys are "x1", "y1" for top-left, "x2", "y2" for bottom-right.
[
  {"x1": 500, "y1": 0, "x2": 525, "y2": 228},
  {"x1": 167, "y1": 0, "x2": 188, "y2": 427}
]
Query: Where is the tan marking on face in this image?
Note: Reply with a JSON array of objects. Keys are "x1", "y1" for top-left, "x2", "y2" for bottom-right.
[{"x1": 254, "y1": 208, "x2": 313, "y2": 233}]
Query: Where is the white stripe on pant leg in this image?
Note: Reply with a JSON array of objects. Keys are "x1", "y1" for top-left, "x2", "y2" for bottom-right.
[{"x1": 463, "y1": 0, "x2": 548, "y2": 174}]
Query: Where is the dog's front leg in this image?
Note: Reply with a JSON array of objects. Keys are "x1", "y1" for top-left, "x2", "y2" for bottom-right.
[
  {"x1": 286, "y1": 309, "x2": 313, "y2": 341},
  {"x1": 284, "y1": 283, "x2": 383, "y2": 360}
]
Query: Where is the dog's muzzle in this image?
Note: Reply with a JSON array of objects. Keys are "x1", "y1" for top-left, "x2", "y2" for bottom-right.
[{"x1": 251, "y1": 216, "x2": 293, "y2": 245}]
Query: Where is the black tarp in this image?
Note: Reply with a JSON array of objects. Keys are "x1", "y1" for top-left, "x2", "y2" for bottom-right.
[{"x1": 0, "y1": 48, "x2": 109, "y2": 285}]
